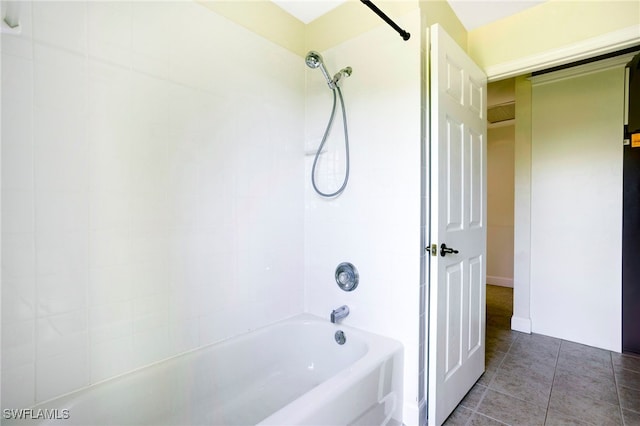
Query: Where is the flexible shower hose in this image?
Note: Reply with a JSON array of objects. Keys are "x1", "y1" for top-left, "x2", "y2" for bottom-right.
[{"x1": 311, "y1": 86, "x2": 350, "y2": 197}]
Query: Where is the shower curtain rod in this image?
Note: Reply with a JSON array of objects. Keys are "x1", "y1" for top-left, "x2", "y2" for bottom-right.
[{"x1": 360, "y1": 0, "x2": 410, "y2": 41}]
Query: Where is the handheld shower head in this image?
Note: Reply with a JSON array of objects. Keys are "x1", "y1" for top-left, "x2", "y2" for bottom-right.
[
  {"x1": 305, "y1": 51, "x2": 323, "y2": 69},
  {"x1": 305, "y1": 51, "x2": 335, "y2": 89}
]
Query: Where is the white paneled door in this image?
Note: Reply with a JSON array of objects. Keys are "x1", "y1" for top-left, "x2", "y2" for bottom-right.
[{"x1": 427, "y1": 24, "x2": 487, "y2": 426}]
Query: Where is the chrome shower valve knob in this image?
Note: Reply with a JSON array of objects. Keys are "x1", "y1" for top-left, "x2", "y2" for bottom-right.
[{"x1": 335, "y1": 262, "x2": 359, "y2": 291}]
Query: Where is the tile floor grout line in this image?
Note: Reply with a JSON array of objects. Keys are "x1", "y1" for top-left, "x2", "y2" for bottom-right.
[
  {"x1": 542, "y1": 339, "x2": 563, "y2": 425},
  {"x1": 462, "y1": 379, "x2": 490, "y2": 425},
  {"x1": 612, "y1": 351, "x2": 627, "y2": 426},
  {"x1": 450, "y1": 286, "x2": 640, "y2": 426},
  {"x1": 479, "y1": 385, "x2": 550, "y2": 411},
  {"x1": 471, "y1": 411, "x2": 511, "y2": 426},
  {"x1": 504, "y1": 331, "x2": 520, "y2": 356}
]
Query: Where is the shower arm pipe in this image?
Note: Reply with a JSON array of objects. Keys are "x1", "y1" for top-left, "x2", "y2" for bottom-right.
[{"x1": 359, "y1": 0, "x2": 410, "y2": 41}]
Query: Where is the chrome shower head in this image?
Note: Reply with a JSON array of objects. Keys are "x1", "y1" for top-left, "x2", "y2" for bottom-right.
[
  {"x1": 305, "y1": 51, "x2": 323, "y2": 69},
  {"x1": 305, "y1": 51, "x2": 335, "y2": 89}
]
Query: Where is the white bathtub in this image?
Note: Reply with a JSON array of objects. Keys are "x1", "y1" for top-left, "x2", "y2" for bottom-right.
[{"x1": 7, "y1": 314, "x2": 403, "y2": 426}]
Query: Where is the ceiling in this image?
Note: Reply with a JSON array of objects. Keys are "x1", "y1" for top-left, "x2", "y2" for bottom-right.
[{"x1": 271, "y1": 0, "x2": 546, "y2": 30}]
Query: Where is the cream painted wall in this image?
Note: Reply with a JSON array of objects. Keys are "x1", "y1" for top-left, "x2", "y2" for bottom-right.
[
  {"x1": 307, "y1": 1, "x2": 419, "y2": 53},
  {"x1": 198, "y1": 0, "x2": 467, "y2": 62},
  {"x1": 512, "y1": 75, "x2": 533, "y2": 333},
  {"x1": 468, "y1": 0, "x2": 640, "y2": 80},
  {"x1": 200, "y1": 0, "x2": 423, "y2": 57},
  {"x1": 420, "y1": 0, "x2": 467, "y2": 50},
  {"x1": 487, "y1": 125, "x2": 515, "y2": 287},
  {"x1": 475, "y1": 1, "x2": 639, "y2": 339},
  {"x1": 530, "y1": 65, "x2": 624, "y2": 352},
  {"x1": 198, "y1": 0, "x2": 306, "y2": 56}
]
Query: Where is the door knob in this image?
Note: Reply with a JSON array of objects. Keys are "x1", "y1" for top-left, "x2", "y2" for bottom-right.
[{"x1": 440, "y1": 243, "x2": 459, "y2": 257}]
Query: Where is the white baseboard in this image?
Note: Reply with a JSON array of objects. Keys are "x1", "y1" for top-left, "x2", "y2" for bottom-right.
[
  {"x1": 511, "y1": 316, "x2": 532, "y2": 334},
  {"x1": 486, "y1": 275, "x2": 513, "y2": 288}
]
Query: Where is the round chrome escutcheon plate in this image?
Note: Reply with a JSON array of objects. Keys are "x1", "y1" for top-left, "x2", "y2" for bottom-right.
[{"x1": 335, "y1": 262, "x2": 359, "y2": 292}]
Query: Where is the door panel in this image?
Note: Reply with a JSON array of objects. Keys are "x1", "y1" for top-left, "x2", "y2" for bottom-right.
[
  {"x1": 445, "y1": 262, "x2": 463, "y2": 378},
  {"x1": 446, "y1": 118, "x2": 464, "y2": 230},
  {"x1": 428, "y1": 24, "x2": 487, "y2": 426},
  {"x1": 469, "y1": 256, "x2": 483, "y2": 354},
  {"x1": 469, "y1": 130, "x2": 483, "y2": 229}
]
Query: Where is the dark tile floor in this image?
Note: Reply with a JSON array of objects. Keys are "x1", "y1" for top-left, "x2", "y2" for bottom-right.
[{"x1": 444, "y1": 285, "x2": 640, "y2": 426}]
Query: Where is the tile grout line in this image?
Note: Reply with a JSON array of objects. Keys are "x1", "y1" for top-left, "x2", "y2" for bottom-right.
[
  {"x1": 459, "y1": 288, "x2": 519, "y2": 425},
  {"x1": 470, "y1": 297, "x2": 519, "y2": 425},
  {"x1": 30, "y1": 0, "x2": 38, "y2": 407},
  {"x1": 464, "y1": 384, "x2": 488, "y2": 426},
  {"x1": 470, "y1": 333, "x2": 520, "y2": 425},
  {"x1": 612, "y1": 351, "x2": 626, "y2": 425},
  {"x1": 542, "y1": 339, "x2": 563, "y2": 425}
]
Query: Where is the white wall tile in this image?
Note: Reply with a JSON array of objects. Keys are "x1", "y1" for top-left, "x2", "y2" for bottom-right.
[
  {"x1": 198, "y1": 311, "x2": 240, "y2": 346},
  {"x1": 89, "y1": 230, "x2": 130, "y2": 269},
  {"x1": 89, "y1": 301, "x2": 132, "y2": 344},
  {"x1": 32, "y1": 1, "x2": 86, "y2": 53},
  {"x1": 33, "y1": 45, "x2": 86, "y2": 112},
  {"x1": 129, "y1": 73, "x2": 169, "y2": 126},
  {"x1": 133, "y1": 312, "x2": 168, "y2": 336},
  {"x1": 167, "y1": 287, "x2": 199, "y2": 322},
  {"x1": 131, "y1": 327, "x2": 169, "y2": 371},
  {"x1": 131, "y1": 53, "x2": 169, "y2": 80},
  {"x1": 1, "y1": 320, "x2": 35, "y2": 370},
  {"x1": 1, "y1": 53, "x2": 34, "y2": 191},
  {"x1": 1, "y1": 34, "x2": 34, "y2": 61},
  {"x1": 36, "y1": 349, "x2": 89, "y2": 402},
  {"x1": 36, "y1": 231, "x2": 88, "y2": 276},
  {"x1": 1, "y1": 137, "x2": 34, "y2": 191},
  {"x1": 37, "y1": 311, "x2": 87, "y2": 360},
  {"x1": 1, "y1": 364, "x2": 35, "y2": 410},
  {"x1": 128, "y1": 233, "x2": 169, "y2": 269},
  {"x1": 130, "y1": 192, "x2": 168, "y2": 233},
  {"x1": 35, "y1": 190, "x2": 88, "y2": 234},
  {"x1": 37, "y1": 269, "x2": 87, "y2": 317},
  {"x1": 88, "y1": 62, "x2": 135, "y2": 165},
  {"x1": 2, "y1": 190, "x2": 34, "y2": 233},
  {"x1": 133, "y1": 293, "x2": 168, "y2": 334},
  {"x1": 89, "y1": 190, "x2": 130, "y2": 232},
  {"x1": 87, "y1": 1, "x2": 132, "y2": 67},
  {"x1": 89, "y1": 134, "x2": 133, "y2": 194},
  {"x1": 131, "y1": 2, "x2": 172, "y2": 60},
  {"x1": 90, "y1": 335, "x2": 133, "y2": 384},
  {"x1": 169, "y1": 319, "x2": 199, "y2": 354},
  {"x1": 33, "y1": 107, "x2": 88, "y2": 192},
  {"x1": 89, "y1": 265, "x2": 133, "y2": 306},
  {"x1": 2, "y1": 276, "x2": 35, "y2": 325},
  {"x1": 2, "y1": 232, "x2": 35, "y2": 280},
  {"x1": 3, "y1": 0, "x2": 306, "y2": 407}
]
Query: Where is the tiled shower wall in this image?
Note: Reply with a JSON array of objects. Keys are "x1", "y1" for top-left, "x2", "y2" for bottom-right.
[
  {"x1": 1, "y1": 1, "x2": 305, "y2": 408},
  {"x1": 303, "y1": 10, "x2": 423, "y2": 425}
]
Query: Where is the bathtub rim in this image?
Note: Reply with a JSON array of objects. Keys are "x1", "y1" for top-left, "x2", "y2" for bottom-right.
[{"x1": 22, "y1": 313, "x2": 403, "y2": 415}]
